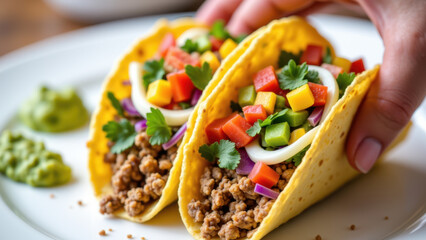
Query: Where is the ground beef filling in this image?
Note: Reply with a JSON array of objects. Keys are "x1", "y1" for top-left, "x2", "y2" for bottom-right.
[
  {"x1": 99, "y1": 131, "x2": 177, "y2": 217},
  {"x1": 188, "y1": 162, "x2": 296, "y2": 240}
]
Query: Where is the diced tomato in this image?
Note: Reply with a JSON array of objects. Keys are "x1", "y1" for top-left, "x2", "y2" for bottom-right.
[
  {"x1": 243, "y1": 105, "x2": 268, "y2": 124},
  {"x1": 163, "y1": 100, "x2": 178, "y2": 110},
  {"x1": 248, "y1": 161, "x2": 280, "y2": 188},
  {"x1": 205, "y1": 114, "x2": 238, "y2": 144},
  {"x1": 159, "y1": 33, "x2": 176, "y2": 58},
  {"x1": 350, "y1": 58, "x2": 365, "y2": 74},
  {"x1": 321, "y1": 63, "x2": 343, "y2": 79},
  {"x1": 222, "y1": 114, "x2": 254, "y2": 148},
  {"x1": 253, "y1": 66, "x2": 281, "y2": 93},
  {"x1": 167, "y1": 70, "x2": 195, "y2": 102},
  {"x1": 165, "y1": 47, "x2": 200, "y2": 70},
  {"x1": 209, "y1": 36, "x2": 224, "y2": 51},
  {"x1": 300, "y1": 45, "x2": 323, "y2": 66},
  {"x1": 308, "y1": 82, "x2": 328, "y2": 106}
]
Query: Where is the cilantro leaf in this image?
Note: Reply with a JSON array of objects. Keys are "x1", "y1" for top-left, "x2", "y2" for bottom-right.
[
  {"x1": 198, "y1": 140, "x2": 241, "y2": 170},
  {"x1": 107, "y1": 92, "x2": 125, "y2": 117},
  {"x1": 233, "y1": 34, "x2": 247, "y2": 43},
  {"x1": 336, "y1": 72, "x2": 356, "y2": 98},
  {"x1": 285, "y1": 145, "x2": 310, "y2": 166},
  {"x1": 185, "y1": 62, "x2": 213, "y2": 90},
  {"x1": 102, "y1": 119, "x2": 137, "y2": 154},
  {"x1": 210, "y1": 20, "x2": 231, "y2": 40},
  {"x1": 305, "y1": 70, "x2": 320, "y2": 83},
  {"x1": 146, "y1": 108, "x2": 171, "y2": 145},
  {"x1": 179, "y1": 102, "x2": 192, "y2": 109},
  {"x1": 230, "y1": 101, "x2": 243, "y2": 113},
  {"x1": 278, "y1": 50, "x2": 301, "y2": 68},
  {"x1": 246, "y1": 120, "x2": 261, "y2": 137},
  {"x1": 278, "y1": 60, "x2": 309, "y2": 90},
  {"x1": 181, "y1": 39, "x2": 198, "y2": 53},
  {"x1": 143, "y1": 59, "x2": 165, "y2": 89},
  {"x1": 323, "y1": 47, "x2": 332, "y2": 64},
  {"x1": 259, "y1": 109, "x2": 289, "y2": 127}
]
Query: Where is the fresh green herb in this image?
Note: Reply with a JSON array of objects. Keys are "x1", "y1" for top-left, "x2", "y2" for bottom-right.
[
  {"x1": 107, "y1": 92, "x2": 125, "y2": 117},
  {"x1": 336, "y1": 72, "x2": 356, "y2": 97},
  {"x1": 143, "y1": 59, "x2": 165, "y2": 89},
  {"x1": 278, "y1": 60, "x2": 309, "y2": 90},
  {"x1": 246, "y1": 120, "x2": 262, "y2": 137},
  {"x1": 210, "y1": 20, "x2": 231, "y2": 40},
  {"x1": 285, "y1": 145, "x2": 310, "y2": 166},
  {"x1": 181, "y1": 39, "x2": 199, "y2": 53},
  {"x1": 259, "y1": 108, "x2": 289, "y2": 127},
  {"x1": 323, "y1": 47, "x2": 332, "y2": 64},
  {"x1": 185, "y1": 62, "x2": 213, "y2": 90},
  {"x1": 102, "y1": 119, "x2": 137, "y2": 154},
  {"x1": 198, "y1": 140, "x2": 241, "y2": 170},
  {"x1": 230, "y1": 100, "x2": 243, "y2": 113},
  {"x1": 305, "y1": 70, "x2": 320, "y2": 83},
  {"x1": 179, "y1": 102, "x2": 192, "y2": 109},
  {"x1": 278, "y1": 50, "x2": 301, "y2": 68},
  {"x1": 146, "y1": 107, "x2": 171, "y2": 145},
  {"x1": 234, "y1": 34, "x2": 247, "y2": 43}
]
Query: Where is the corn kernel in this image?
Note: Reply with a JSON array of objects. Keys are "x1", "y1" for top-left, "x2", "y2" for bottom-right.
[
  {"x1": 289, "y1": 128, "x2": 306, "y2": 145},
  {"x1": 201, "y1": 51, "x2": 220, "y2": 72},
  {"x1": 146, "y1": 80, "x2": 172, "y2": 106},
  {"x1": 254, "y1": 92, "x2": 276, "y2": 115},
  {"x1": 286, "y1": 84, "x2": 314, "y2": 111},
  {"x1": 332, "y1": 57, "x2": 352, "y2": 73},
  {"x1": 219, "y1": 39, "x2": 237, "y2": 59}
]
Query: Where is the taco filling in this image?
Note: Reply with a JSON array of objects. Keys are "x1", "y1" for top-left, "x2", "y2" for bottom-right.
[
  {"x1": 188, "y1": 45, "x2": 365, "y2": 239},
  {"x1": 98, "y1": 21, "x2": 244, "y2": 217}
]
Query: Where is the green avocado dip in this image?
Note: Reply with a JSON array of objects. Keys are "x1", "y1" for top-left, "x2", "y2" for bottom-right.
[
  {"x1": 0, "y1": 131, "x2": 71, "y2": 187},
  {"x1": 19, "y1": 86, "x2": 89, "y2": 132}
]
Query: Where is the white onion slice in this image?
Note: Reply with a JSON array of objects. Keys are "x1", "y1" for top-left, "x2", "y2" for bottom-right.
[
  {"x1": 176, "y1": 28, "x2": 209, "y2": 47},
  {"x1": 245, "y1": 65, "x2": 339, "y2": 165},
  {"x1": 129, "y1": 62, "x2": 194, "y2": 126}
]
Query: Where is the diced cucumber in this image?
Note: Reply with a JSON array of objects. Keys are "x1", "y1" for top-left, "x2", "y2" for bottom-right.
[
  {"x1": 275, "y1": 95, "x2": 286, "y2": 109},
  {"x1": 281, "y1": 109, "x2": 309, "y2": 127},
  {"x1": 301, "y1": 121, "x2": 313, "y2": 132},
  {"x1": 196, "y1": 35, "x2": 212, "y2": 53},
  {"x1": 265, "y1": 122, "x2": 290, "y2": 147},
  {"x1": 238, "y1": 85, "x2": 256, "y2": 107}
]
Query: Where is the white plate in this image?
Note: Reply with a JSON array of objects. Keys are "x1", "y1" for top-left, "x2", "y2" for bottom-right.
[{"x1": 0, "y1": 13, "x2": 425, "y2": 240}]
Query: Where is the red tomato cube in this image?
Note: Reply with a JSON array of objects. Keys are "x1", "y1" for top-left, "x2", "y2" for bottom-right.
[
  {"x1": 165, "y1": 47, "x2": 200, "y2": 70},
  {"x1": 350, "y1": 58, "x2": 365, "y2": 74},
  {"x1": 321, "y1": 63, "x2": 343, "y2": 79},
  {"x1": 167, "y1": 70, "x2": 195, "y2": 102},
  {"x1": 222, "y1": 114, "x2": 254, "y2": 148},
  {"x1": 243, "y1": 105, "x2": 268, "y2": 124},
  {"x1": 253, "y1": 66, "x2": 280, "y2": 93},
  {"x1": 209, "y1": 36, "x2": 224, "y2": 51},
  {"x1": 205, "y1": 114, "x2": 238, "y2": 144},
  {"x1": 248, "y1": 161, "x2": 280, "y2": 188},
  {"x1": 308, "y1": 82, "x2": 328, "y2": 106},
  {"x1": 159, "y1": 33, "x2": 176, "y2": 57},
  {"x1": 300, "y1": 45, "x2": 323, "y2": 66}
]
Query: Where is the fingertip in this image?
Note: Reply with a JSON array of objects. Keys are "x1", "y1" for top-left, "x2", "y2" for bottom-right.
[{"x1": 196, "y1": 0, "x2": 243, "y2": 25}]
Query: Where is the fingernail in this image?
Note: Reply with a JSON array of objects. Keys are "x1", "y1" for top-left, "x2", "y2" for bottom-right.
[{"x1": 354, "y1": 137, "x2": 382, "y2": 174}]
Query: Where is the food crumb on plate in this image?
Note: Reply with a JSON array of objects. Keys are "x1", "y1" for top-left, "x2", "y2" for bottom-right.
[
  {"x1": 99, "y1": 230, "x2": 106, "y2": 236},
  {"x1": 108, "y1": 228, "x2": 113, "y2": 232},
  {"x1": 77, "y1": 200, "x2": 83, "y2": 206},
  {"x1": 50, "y1": 194, "x2": 55, "y2": 199},
  {"x1": 127, "y1": 234, "x2": 133, "y2": 239},
  {"x1": 141, "y1": 237, "x2": 146, "y2": 240},
  {"x1": 350, "y1": 224, "x2": 356, "y2": 230},
  {"x1": 315, "y1": 235, "x2": 322, "y2": 240},
  {"x1": 384, "y1": 216, "x2": 389, "y2": 220}
]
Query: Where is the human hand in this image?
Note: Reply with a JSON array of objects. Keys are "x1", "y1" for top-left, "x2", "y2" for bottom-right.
[{"x1": 196, "y1": 0, "x2": 426, "y2": 173}]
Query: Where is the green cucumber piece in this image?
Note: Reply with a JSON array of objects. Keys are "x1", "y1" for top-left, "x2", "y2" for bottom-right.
[
  {"x1": 265, "y1": 122, "x2": 290, "y2": 147},
  {"x1": 238, "y1": 85, "x2": 256, "y2": 107}
]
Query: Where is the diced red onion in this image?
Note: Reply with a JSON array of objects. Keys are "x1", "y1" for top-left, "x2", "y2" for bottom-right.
[
  {"x1": 135, "y1": 120, "x2": 147, "y2": 132},
  {"x1": 254, "y1": 183, "x2": 279, "y2": 199},
  {"x1": 163, "y1": 122, "x2": 187, "y2": 150},
  {"x1": 122, "y1": 80, "x2": 131, "y2": 86},
  {"x1": 121, "y1": 98, "x2": 140, "y2": 116},
  {"x1": 308, "y1": 106, "x2": 324, "y2": 127},
  {"x1": 191, "y1": 89, "x2": 203, "y2": 106},
  {"x1": 236, "y1": 148, "x2": 255, "y2": 175}
]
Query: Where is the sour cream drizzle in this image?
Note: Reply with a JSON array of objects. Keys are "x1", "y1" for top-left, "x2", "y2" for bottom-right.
[
  {"x1": 245, "y1": 66, "x2": 339, "y2": 165},
  {"x1": 129, "y1": 62, "x2": 194, "y2": 126}
]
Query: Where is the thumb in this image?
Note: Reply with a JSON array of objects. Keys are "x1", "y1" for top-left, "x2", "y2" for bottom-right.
[{"x1": 346, "y1": 29, "x2": 426, "y2": 173}]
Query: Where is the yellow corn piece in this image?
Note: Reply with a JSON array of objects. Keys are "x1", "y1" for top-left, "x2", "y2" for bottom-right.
[
  {"x1": 146, "y1": 80, "x2": 172, "y2": 107},
  {"x1": 289, "y1": 128, "x2": 306, "y2": 145},
  {"x1": 219, "y1": 39, "x2": 237, "y2": 59},
  {"x1": 287, "y1": 84, "x2": 314, "y2": 111},
  {"x1": 254, "y1": 92, "x2": 276, "y2": 115},
  {"x1": 201, "y1": 51, "x2": 220, "y2": 72},
  {"x1": 332, "y1": 57, "x2": 352, "y2": 73}
]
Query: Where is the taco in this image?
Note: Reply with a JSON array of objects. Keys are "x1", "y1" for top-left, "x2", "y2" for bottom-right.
[
  {"x1": 87, "y1": 18, "x2": 263, "y2": 222},
  {"x1": 179, "y1": 17, "x2": 407, "y2": 239}
]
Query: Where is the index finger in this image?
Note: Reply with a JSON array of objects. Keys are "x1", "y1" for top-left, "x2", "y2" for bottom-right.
[{"x1": 196, "y1": 0, "x2": 243, "y2": 25}]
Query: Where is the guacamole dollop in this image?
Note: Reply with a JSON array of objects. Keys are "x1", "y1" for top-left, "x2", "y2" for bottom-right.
[
  {"x1": 19, "y1": 86, "x2": 88, "y2": 132},
  {"x1": 0, "y1": 131, "x2": 72, "y2": 187}
]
